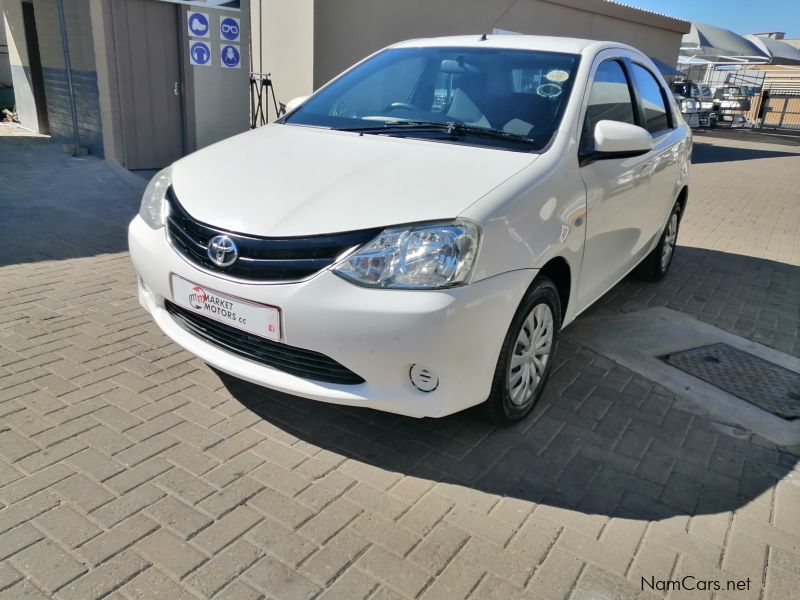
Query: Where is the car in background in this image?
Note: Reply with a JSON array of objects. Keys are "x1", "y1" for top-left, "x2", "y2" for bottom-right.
[
  {"x1": 713, "y1": 85, "x2": 752, "y2": 125},
  {"x1": 672, "y1": 80, "x2": 716, "y2": 127},
  {"x1": 129, "y1": 35, "x2": 691, "y2": 424},
  {"x1": 672, "y1": 80, "x2": 701, "y2": 127}
]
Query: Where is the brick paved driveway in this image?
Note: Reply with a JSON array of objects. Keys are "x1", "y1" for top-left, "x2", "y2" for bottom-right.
[{"x1": 1, "y1": 133, "x2": 799, "y2": 600}]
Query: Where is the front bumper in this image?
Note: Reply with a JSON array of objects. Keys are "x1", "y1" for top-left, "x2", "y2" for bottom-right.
[{"x1": 129, "y1": 216, "x2": 536, "y2": 418}]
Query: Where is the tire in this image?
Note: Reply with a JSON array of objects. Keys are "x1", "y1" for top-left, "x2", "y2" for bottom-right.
[
  {"x1": 482, "y1": 276, "x2": 562, "y2": 426},
  {"x1": 634, "y1": 200, "x2": 681, "y2": 282}
]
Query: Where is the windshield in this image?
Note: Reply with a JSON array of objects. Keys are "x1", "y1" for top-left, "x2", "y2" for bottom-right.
[{"x1": 284, "y1": 47, "x2": 580, "y2": 151}]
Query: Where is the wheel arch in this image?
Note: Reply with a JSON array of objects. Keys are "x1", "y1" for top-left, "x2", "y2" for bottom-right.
[
  {"x1": 536, "y1": 256, "x2": 572, "y2": 323},
  {"x1": 676, "y1": 185, "x2": 688, "y2": 217}
]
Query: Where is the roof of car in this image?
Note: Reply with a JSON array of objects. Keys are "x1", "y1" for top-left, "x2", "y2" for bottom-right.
[{"x1": 390, "y1": 34, "x2": 635, "y2": 56}]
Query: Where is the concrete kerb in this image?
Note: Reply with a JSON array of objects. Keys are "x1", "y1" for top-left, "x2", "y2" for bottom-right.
[{"x1": 568, "y1": 307, "x2": 800, "y2": 447}]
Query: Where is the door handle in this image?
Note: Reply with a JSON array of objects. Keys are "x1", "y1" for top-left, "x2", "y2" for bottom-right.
[{"x1": 173, "y1": 81, "x2": 180, "y2": 96}]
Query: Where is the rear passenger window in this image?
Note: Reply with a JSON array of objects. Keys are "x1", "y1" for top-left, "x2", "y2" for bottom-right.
[
  {"x1": 630, "y1": 64, "x2": 670, "y2": 133},
  {"x1": 582, "y1": 60, "x2": 635, "y2": 150}
]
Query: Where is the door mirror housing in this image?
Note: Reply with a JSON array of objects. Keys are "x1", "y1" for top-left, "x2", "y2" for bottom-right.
[
  {"x1": 285, "y1": 95, "x2": 309, "y2": 113},
  {"x1": 581, "y1": 120, "x2": 653, "y2": 166}
]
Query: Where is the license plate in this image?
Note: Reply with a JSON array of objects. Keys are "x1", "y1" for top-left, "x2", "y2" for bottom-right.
[{"x1": 171, "y1": 275, "x2": 281, "y2": 341}]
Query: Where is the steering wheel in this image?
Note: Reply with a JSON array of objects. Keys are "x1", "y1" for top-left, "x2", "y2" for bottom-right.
[{"x1": 383, "y1": 102, "x2": 423, "y2": 113}]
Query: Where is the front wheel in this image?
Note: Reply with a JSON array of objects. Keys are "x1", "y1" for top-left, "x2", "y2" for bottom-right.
[
  {"x1": 635, "y1": 200, "x2": 681, "y2": 282},
  {"x1": 482, "y1": 277, "x2": 562, "y2": 425}
]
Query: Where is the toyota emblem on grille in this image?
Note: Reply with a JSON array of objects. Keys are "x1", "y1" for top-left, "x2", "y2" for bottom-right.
[{"x1": 207, "y1": 235, "x2": 238, "y2": 267}]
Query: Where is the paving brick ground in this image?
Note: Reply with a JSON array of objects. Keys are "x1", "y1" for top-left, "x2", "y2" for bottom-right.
[{"x1": 1, "y1": 132, "x2": 799, "y2": 600}]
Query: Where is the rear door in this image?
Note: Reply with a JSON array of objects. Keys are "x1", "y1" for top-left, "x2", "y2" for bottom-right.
[{"x1": 626, "y1": 61, "x2": 685, "y2": 247}]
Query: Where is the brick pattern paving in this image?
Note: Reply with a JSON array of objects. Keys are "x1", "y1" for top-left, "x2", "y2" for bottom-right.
[{"x1": 1, "y1": 133, "x2": 799, "y2": 599}]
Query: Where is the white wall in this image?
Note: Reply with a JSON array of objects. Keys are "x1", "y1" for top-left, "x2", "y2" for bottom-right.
[
  {"x1": 2, "y1": 0, "x2": 39, "y2": 130},
  {"x1": 0, "y1": 1, "x2": 12, "y2": 85},
  {"x1": 250, "y1": 0, "x2": 314, "y2": 109}
]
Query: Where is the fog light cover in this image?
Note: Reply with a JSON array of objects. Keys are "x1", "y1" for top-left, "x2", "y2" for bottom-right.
[{"x1": 410, "y1": 364, "x2": 438, "y2": 392}]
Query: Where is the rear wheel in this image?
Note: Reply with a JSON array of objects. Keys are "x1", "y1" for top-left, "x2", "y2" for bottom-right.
[
  {"x1": 635, "y1": 200, "x2": 681, "y2": 282},
  {"x1": 482, "y1": 277, "x2": 561, "y2": 425}
]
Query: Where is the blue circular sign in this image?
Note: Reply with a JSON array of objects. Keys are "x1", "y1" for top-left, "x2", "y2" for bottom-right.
[
  {"x1": 188, "y1": 13, "x2": 209, "y2": 37},
  {"x1": 190, "y1": 41, "x2": 211, "y2": 65},
  {"x1": 220, "y1": 17, "x2": 240, "y2": 41},
  {"x1": 221, "y1": 45, "x2": 240, "y2": 68}
]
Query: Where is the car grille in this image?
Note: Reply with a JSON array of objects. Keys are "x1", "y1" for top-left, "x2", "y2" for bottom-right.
[
  {"x1": 165, "y1": 188, "x2": 381, "y2": 281},
  {"x1": 165, "y1": 301, "x2": 365, "y2": 385}
]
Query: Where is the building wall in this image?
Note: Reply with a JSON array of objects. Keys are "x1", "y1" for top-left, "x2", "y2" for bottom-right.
[
  {"x1": 88, "y1": 0, "x2": 123, "y2": 165},
  {"x1": 250, "y1": 0, "x2": 314, "y2": 108},
  {"x1": 182, "y1": 3, "x2": 251, "y2": 150},
  {"x1": 311, "y1": 0, "x2": 688, "y2": 90},
  {"x1": 2, "y1": 0, "x2": 38, "y2": 129},
  {"x1": 32, "y1": 0, "x2": 103, "y2": 155},
  {"x1": 0, "y1": 1, "x2": 12, "y2": 86}
]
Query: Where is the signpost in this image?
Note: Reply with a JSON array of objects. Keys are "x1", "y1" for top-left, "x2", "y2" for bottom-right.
[
  {"x1": 221, "y1": 45, "x2": 241, "y2": 69},
  {"x1": 220, "y1": 16, "x2": 240, "y2": 42},
  {"x1": 187, "y1": 11, "x2": 210, "y2": 38},
  {"x1": 189, "y1": 41, "x2": 211, "y2": 66},
  {"x1": 184, "y1": 8, "x2": 243, "y2": 72}
]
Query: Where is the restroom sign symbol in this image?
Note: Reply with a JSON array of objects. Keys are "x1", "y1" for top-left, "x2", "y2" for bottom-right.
[
  {"x1": 187, "y1": 12, "x2": 209, "y2": 38},
  {"x1": 190, "y1": 41, "x2": 211, "y2": 66},
  {"x1": 220, "y1": 16, "x2": 240, "y2": 42},
  {"x1": 221, "y1": 45, "x2": 240, "y2": 69}
]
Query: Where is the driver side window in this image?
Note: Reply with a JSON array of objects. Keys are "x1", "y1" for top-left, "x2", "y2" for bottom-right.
[{"x1": 581, "y1": 60, "x2": 636, "y2": 151}]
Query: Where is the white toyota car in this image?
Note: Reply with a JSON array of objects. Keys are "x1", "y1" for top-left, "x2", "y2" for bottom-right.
[{"x1": 129, "y1": 35, "x2": 690, "y2": 424}]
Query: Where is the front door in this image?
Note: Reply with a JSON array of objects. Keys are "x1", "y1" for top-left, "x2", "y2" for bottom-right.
[
  {"x1": 575, "y1": 56, "x2": 653, "y2": 310},
  {"x1": 111, "y1": 0, "x2": 184, "y2": 169}
]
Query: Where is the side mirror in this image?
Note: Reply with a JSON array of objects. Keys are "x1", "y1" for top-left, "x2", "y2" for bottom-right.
[
  {"x1": 581, "y1": 120, "x2": 653, "y2": 166},
  {"x1": 285, "y1": 95, "x2": 309, "y2": 113}
]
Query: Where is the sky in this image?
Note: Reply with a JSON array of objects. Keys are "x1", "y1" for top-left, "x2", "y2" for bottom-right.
[{"x1": 620, "y1": 0, "x2": 800, "y2": 38}]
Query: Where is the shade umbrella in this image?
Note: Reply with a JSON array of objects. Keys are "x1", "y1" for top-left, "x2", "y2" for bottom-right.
[
  {"x1": 744, "y1": 35, "x2": 800, "y2": 65},
  {"x1": 681, "y1": 22, "x2": 770, "y2": 64}
]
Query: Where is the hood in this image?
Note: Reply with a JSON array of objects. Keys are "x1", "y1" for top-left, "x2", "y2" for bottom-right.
[{"x1": 170, "y1": 124, "x2": 537, "y2": 237}]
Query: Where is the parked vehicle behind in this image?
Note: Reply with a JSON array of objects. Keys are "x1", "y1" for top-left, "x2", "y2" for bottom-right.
[
  {"x1": 672, "y1": 80, "x2": 716, "y2": 128},
  {"x1": 129, "y1": 35, "x2": 691, "y2": 424},
  {"x1": 713, "y1": 85, "x2": 751, "y2": 126}
]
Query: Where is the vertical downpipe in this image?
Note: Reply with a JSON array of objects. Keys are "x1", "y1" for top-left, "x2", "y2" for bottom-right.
[{"x1": 55, "y1": 0, "x2": 81, "y2": 156}]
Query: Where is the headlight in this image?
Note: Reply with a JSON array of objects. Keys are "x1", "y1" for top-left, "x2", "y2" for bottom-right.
[
  {"x1": 139, "y1": 166, "x2": 172, "y2": 229},
  {"x1": 333, "y1": 221, "x2": 481, "y2": 289}
]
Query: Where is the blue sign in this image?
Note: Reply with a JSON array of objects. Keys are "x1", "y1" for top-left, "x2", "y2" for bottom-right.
[
  {"x1": 221, "y1": 45, "x2": 240, "y2": 69},
  {"x1": 220, "y1": 17, "x2": 240, "y2": 42},
  {"x1": 187, "y1": 12, "x2": 209, "y2": 38},
  {"x1": 190, "y1": 41, "x2": 211, "y2": 66}
]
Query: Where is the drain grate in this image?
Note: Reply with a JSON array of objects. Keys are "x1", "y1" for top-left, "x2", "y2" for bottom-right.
[{"x1": 663, "y1": 343, "x2": 800, "y2": 420}]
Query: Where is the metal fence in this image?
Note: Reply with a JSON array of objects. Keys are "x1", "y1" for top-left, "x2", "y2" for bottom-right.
[
  {"x1": 751, "y1": 88, "x2": 800, "y2": 130},
  {"x1": 680, "y1": 64, "x2": 800, "y2": 130}
]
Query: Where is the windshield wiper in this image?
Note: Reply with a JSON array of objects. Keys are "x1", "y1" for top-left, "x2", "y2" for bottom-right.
[{"x1": 341, "y1": 120, "x2": 536, "y2": 146}]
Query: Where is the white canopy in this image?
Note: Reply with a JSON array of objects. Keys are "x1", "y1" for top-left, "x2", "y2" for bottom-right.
[
  {"x1": 681, "y1": 23, "x2": 770, "y2": 65},
  {"x1": 744, "y1": 35, "x2": 800, "y2": 66}
]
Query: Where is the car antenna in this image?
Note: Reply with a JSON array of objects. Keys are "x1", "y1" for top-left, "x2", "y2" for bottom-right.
[{"x1": 480, "y1": 0, "x2": 520, "y2": 40}]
